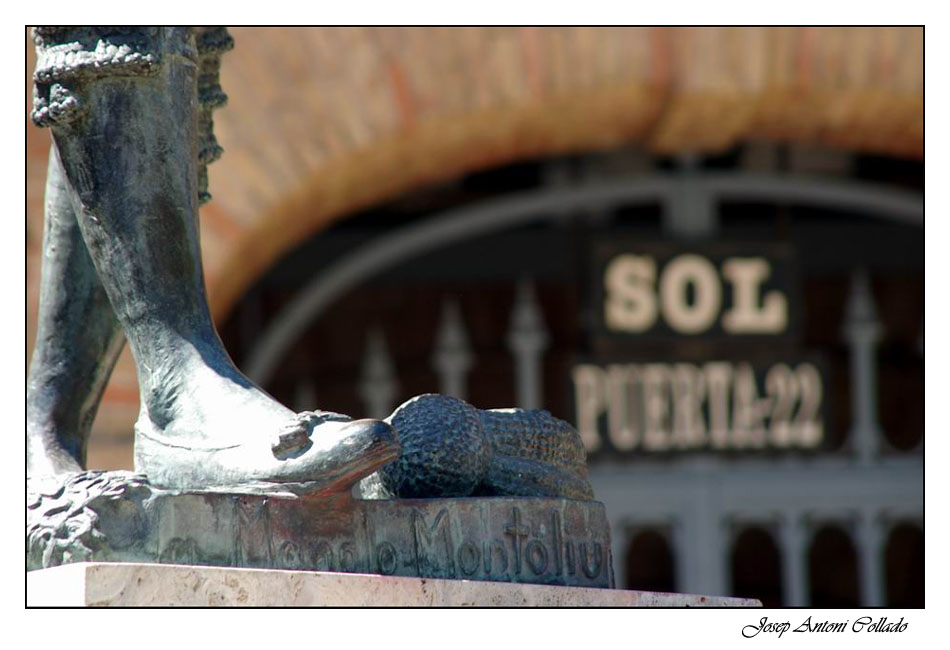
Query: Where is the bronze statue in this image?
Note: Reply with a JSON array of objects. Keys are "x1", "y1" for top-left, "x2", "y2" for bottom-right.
[
  {"x1": 26, "y1": 28, "x2": 603, "y2": 585},
  {"x1": 27, "y1": 27, "x2": 399, "y2": 494},
  {"x1": 27, "y1": 26, "x2": 593, "y2": 501}
]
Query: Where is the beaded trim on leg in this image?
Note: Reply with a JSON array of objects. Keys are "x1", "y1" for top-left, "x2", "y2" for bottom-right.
[{"x1": 30, "y1": 26, "x2": 232, "y2": 204}]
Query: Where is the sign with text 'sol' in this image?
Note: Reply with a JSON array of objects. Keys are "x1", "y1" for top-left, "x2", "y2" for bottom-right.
[
  {"x1": 577, "y1": 241, "x2": 824, "y2": 454},
  {"x1": 593, "y1": 243, "x2": 800, "y2": 340},
  {"x1": 571, "y1": 359, "x2": 826, "y2": 454}
]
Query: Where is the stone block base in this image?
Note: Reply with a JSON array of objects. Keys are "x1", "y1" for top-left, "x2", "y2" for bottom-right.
[
  {"x1": 27, "y1": 563, "x2": 762, "y2": 607},
  {"x1": 28, "y1": 472, "x2": 614, "y2": 588}
]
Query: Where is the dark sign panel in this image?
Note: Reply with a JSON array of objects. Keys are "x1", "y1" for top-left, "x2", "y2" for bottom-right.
[
  {"x1": 592, "y1": 242, "x2": 801, "y2": 341},
  {"x1": 577, "y1": 240, "x2": 825, "y2": 456}
]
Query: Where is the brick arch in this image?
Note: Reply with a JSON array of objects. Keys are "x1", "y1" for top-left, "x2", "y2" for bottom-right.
[
  {"x1": 205, "y1": 82, "x2": 662, "y2": 320},
  {"x1": 199, "y1": 26, "x2": 922, "y2": 322}
]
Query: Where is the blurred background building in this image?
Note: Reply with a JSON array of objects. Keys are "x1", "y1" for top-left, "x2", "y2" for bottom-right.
[{"x1": 26, "y1": 26, "x2": 923, "y2": 606}]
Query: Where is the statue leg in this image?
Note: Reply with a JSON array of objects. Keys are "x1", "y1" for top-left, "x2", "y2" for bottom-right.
[
  {"x1": 27, "y1": 147, "x2": 125, "y2": 479},
  {"x1": 35, "y1": 28, "x2": 397, "y2": 493}
]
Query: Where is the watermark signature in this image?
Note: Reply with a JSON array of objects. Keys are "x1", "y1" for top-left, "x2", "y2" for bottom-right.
[{"x1": 742, "y1": 616, "x2": 908, "y2": 638}]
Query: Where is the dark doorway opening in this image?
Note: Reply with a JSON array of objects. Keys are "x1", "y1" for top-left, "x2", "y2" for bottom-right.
[
  {"x1": 625, "y1": 528, "x2": 676, "y2": 593},
  {"x1": 731, "y1": 526, "x2": 783, "y2": 607},
  {"x1": 809, "y1": 525, "x2": 861, "y2": 607},
  {"x1": 885, "y1": 522, "x2": 924, "y2": 607}
]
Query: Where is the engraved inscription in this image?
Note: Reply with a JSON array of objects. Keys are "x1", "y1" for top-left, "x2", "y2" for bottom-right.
[
  {"x1": 565, "y1": 539, "x2": 576, "y2": 575},
  {"x1": 160, "y1": 536, "x2": 198, "y2": 564},
  {"x1": 580, "y1": 542, "x2": 603, "y2": 579},
  {"x1": 233, "y1": 497, "x2": 273, "y2": 567},
  {"x1": 504, "y1": 507, "x2": 529, "y2": 575},
  {"x1": 375, "y1": 541, "x2": 398, "y2": 575},
  {"x1": 279, "y1": 540, "x2": 301, "y2": 569},
  {"x1": 457, "y1": 541, "x2": 480, "y2": 576},
  {"x1": 404, "y1": 505, "x2": 605, "y2": 582},
  {"x1": 216, "y1": 499, "x2": 608, "y2": 586},
  {"x1": 483, "y1": 538, "x2": 508, "y2": 575},
  {"x1": 339, "y1": 541, "x2": 358, "y2": 572},
  {"x1": 411, "y1": 508, "x2": 456, "y2": 578},
  {"x1": 309, "y1": 540, "x2": 334, "y2": 571},
  {"x1": 526, "y1": 539, "x2": 548, "y2": 575}
]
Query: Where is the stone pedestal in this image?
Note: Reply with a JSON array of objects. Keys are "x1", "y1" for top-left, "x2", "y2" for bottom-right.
[
  {"x1": 28, "y1": 471, "x2": 613, "y2": 588},
  {"x1": 27, "y1": 563, "x2": 762, "y2": 607}
]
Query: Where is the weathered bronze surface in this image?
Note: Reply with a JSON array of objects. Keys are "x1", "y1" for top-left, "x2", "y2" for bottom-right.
[
  {"x1": 26, "y1": 27, "x2": 609, "y2": 588},
  {"x1": 27, "y1": 471, "x2": 613, "y2": 588},
  {"x1": 363, "y1": 394, "x2": 594, "y2": 501},
  {"x1": 27, "y1": 27, "x2": 398, "y2": 494}
]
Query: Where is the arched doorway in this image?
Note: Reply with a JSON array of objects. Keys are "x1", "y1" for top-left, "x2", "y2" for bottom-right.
[
  {"x1": 885, "y1": 522, "x2": 924, "y2": 607},
  {"x1": 625, "y1": 528, "x2": 676, "y2": 593},
  {"x1": 809, "y1": 524, "x2": 860, "y2": 607},
  {"x1": 730, "y1": 526, "x2": 783, "y2": 607}
]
